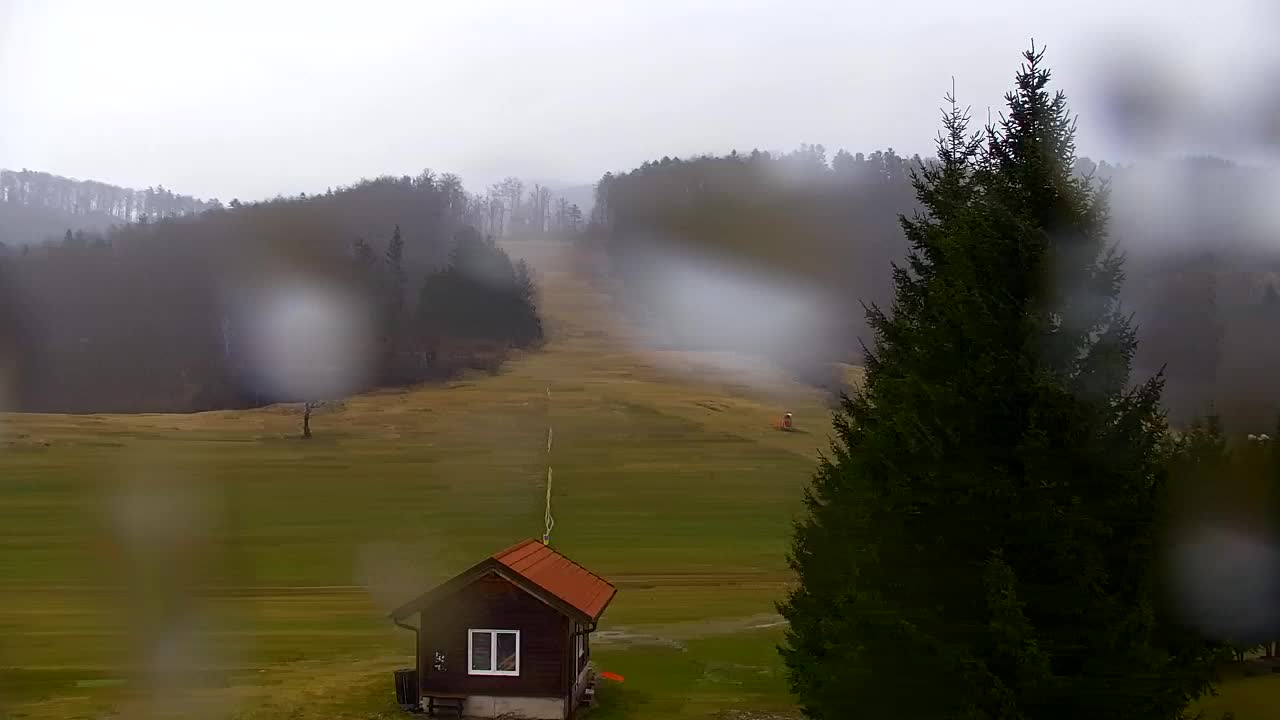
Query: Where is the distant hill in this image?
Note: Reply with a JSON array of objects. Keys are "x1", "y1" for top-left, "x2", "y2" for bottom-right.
[{"x1": 0, "y1": 168, "x2": 215, "y2": 248}]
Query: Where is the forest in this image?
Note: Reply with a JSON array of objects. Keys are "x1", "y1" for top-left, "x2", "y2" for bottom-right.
[
  {"x1": 0, "y1": 169, "x2": 220, "y2": 249},
  {"x1": 2, "y1": 149, "x2": 1271, "y2": 428},
  {"x1": 0, "y1": 172, "x2": 545, "y2": 413},
  {"x1": 587, "y1": 149, "x2": 1280, "y2": 429},
  {"x1": 0, "y1": 168, "x2": 587, "y2": 250}
]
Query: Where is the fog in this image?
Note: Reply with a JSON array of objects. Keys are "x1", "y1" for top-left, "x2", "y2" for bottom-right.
[
  {"x1": 3, "y1": 0, "x2": 1276, "y2": 202},
  {"x1": 9, "y1": 3, "x2": 1280, "y2": 716}
]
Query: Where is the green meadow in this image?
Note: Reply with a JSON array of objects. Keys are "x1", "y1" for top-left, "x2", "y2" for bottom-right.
[
  {"x1": 0, "y1": 239, "x2": 824, "y2": 719},
  {"x1": 0, "y1": 239, "x2": 1261, "y2": 719}
]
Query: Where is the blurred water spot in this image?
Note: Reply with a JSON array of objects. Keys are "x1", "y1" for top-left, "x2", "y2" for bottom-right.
[
  {"x1": 624, "y1": 243, "x2": 832, "y2": 390},
  {"x1": 105, "y1": 461, "x2": 238, "y2": 719},
  {"x1": 1089, "y1": 7, "x2": 1280, "y2": 158},
  {"x1": 356, "y1": 541, "x2": 431, "y2": 616},
  {"x1": 1246, "y1": 167, "x2": 1280, "y2": 242},
  {"x1": 114, "y1": 476, "x2": 212, "y2": 547},
  {"x1": 1170, "y1": 523, "x2": 1280, "y2": 644},
  {"x1": 231, "y1": 265, "x2": 376, "y2": 402},
  {"x1": 1257, "y1": 69, "x2": 1280, "y2": 148},
  {"x1": 1091, "y1": 42, "x2": 1192, "y2": 152}
]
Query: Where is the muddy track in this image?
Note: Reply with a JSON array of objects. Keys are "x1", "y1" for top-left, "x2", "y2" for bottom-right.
[{"x1": 594, "y1": 611, "x2": 789, "y2": 651}]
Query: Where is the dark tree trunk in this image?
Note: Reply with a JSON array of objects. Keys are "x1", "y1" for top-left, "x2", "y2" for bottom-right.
[{"x1": 302, "y1": 402, "x2": 312, "y2": 439}]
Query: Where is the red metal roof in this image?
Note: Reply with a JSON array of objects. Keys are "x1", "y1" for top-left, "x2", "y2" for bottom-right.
[{"x1": 492, "y1": 539, "x2": 616, "y2": 621}]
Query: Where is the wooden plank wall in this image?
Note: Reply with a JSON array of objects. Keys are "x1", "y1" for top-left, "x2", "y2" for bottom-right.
[{"x1": 419, "y1": 573, "x2": 569, "y2": 698}]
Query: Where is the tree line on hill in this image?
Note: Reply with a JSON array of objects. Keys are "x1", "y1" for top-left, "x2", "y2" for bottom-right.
[
  {"x1": 0, "y1": 169, "x2": 220, "y2": 248},
  {"x1": 475, "y1": 177, "x2": 584, "y2": 239},
  {"x1": 590, "y1": 145, "x2": 918, "y2": 368},
  {"x1": 776, "y1": 45, "x2": 1255, "y2": 720},
  {"x1": 0, "y1": 167, "x2": 586, "y2": 254},
  {"x1": 0, "y1": 173, "x2": 542, "y2": 413},
  {"x1": 587, "y1": 134, "x2": 1280, "y2": 431}
]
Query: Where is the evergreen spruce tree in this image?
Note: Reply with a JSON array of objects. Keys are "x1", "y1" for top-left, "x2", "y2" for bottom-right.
[
  {"x1": 351, "y1": 236, "x2": 379, "y2": 312},
  {"x1": 779, "y1": 45, "x2": 1218, "y2": 720},
  {"x1": 385, "y1": 224, "x2": 406, "y2": 321},
  {"x1": 380, "y1": 225, "x2": 406, "y2": 372}
]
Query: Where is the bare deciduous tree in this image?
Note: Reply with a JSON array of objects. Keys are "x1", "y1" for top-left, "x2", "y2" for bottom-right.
[{"x1": 302, "y1": 401, "x2": 321, "y2": 439}]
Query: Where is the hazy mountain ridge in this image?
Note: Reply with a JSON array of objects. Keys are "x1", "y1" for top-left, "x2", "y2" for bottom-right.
[{"x1": 0, "y1": 168, "x2": 217, "y2": 248}]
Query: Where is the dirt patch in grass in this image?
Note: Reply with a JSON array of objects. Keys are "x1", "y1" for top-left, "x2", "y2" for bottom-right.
[
  {"x1": 596, "y1": 613, "x2": 789, "y2": 653},
  {"x1": 595, "y1": 629, "x2": 688, "y2": 651}
]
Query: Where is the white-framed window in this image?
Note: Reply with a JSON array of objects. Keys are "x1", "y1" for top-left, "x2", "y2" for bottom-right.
[
  {"x1": 574, "y1": 623, "x2": 590, "y2": 675},
  {"x1": 468, "y1": 629, "x2": 520, "y2": 676}
]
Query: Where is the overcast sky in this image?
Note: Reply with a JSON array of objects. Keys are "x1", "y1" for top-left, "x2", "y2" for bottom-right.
[{"x1": 1, "y1": 0, "x2": 1275, "y2": 202}]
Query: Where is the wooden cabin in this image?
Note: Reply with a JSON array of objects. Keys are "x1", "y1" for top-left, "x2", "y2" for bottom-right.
[{"x1": 390, "y1": 539, "x2": 617, "y2": 719}]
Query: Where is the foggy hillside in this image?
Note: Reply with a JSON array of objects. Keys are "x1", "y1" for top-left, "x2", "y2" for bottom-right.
[
  {"x1": 5, "y1": 151, "x2": 1276, "y2": 428},
  {"x1": 588, "y1": 148, "x2": 1280, "y2": 428},
  {"x1": 0, "y1": 201, "x2": 116, "y2": 250},
  {"x1": 0, "y1": 169, "x2": 220, "y2": 248},
  {"x1": 0, "y1": 172, "x2": 542, "y2": 414}
]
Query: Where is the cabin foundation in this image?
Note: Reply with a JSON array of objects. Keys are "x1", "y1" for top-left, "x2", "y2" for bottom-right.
[{"x1": 461, "y1": 694, "x2": 567, "y2": 719}]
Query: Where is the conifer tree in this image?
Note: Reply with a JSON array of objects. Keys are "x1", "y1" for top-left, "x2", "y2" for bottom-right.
[
  {"x1": 380, "y1": 225, "x2": 406, "y2": 365},
  {"x1": 385, "y1": 224, "x2": 406, "y2": 321},
  {"x1": 779, "y1": 45, "x2": 1218, "y2": 720}
]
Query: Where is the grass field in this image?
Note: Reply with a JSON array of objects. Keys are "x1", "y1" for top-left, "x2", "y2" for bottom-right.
[
  {"x1": 0, "y1": 237, "x2": 1265, "y2": 720},
  {"x1": 0, "y1": 238, "x2": 829, "y2": 719}
]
